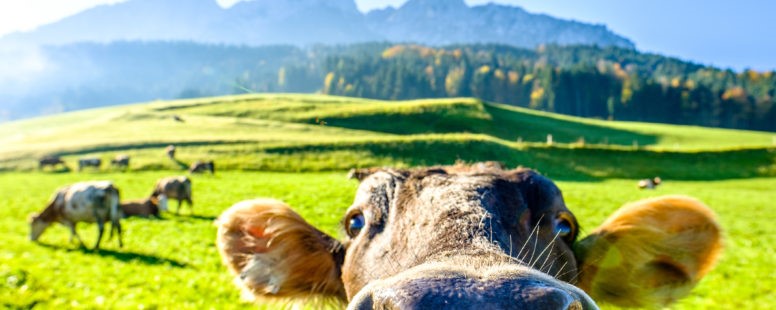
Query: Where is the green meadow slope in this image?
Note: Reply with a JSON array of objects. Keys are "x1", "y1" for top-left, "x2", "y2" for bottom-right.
[
  {"x1": 1, "y1": 95, "x2": 774, "y2": 309},
  {"x1": 0, "y1": 94, "x2": 774, "y2": 179}
]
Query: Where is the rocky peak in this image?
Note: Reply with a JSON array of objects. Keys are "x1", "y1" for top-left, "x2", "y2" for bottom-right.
[{"x1": 400, "y1": 0, "x2": 468, "y2": 12}]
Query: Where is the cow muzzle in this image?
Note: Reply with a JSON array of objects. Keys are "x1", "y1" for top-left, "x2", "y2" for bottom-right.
[{"x1": 347, "y1": 263, "x2": 598, "y2": 310}]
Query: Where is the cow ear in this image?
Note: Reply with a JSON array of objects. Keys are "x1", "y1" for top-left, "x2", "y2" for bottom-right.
[
  {"x1": 347, "y1": 168, "x2": 375, "y2": 181},
  {"x1": 574, "y1": 195, "x2": 723, "y2": 308},
  {"x1": 216, "y1": 199, "x2": 347, "y2": 303}
]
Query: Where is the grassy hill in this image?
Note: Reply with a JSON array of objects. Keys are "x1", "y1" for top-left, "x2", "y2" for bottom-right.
[
  {"x1": 1, "y1": 94, "x2": 774, "y2": 309},
  {"x1": 1, "y1": 94, "x2": 774, "y2": 179}
]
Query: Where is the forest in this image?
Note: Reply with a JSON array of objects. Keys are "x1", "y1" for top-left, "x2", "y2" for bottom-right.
[
  {"x1": 5, "y1": 42, "x2": 775, "y2": 132},
  {"x1": 320, "y1": 44, "x2": 776, "y2": 131}
]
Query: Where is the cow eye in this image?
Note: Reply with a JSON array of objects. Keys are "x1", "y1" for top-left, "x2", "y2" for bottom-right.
[
  {"x1": 346, "y1": 212, "x2": 366, "y2": 238},
  {"x1": 554, "y1": 213, "x2": 576, "y2": 242}
]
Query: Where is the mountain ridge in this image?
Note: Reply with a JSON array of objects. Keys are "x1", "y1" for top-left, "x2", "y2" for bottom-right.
[{"x1": 1, "y1": 0, "x2": 634, "y2": 48}]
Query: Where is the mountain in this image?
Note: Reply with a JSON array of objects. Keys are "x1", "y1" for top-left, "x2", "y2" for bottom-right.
[
  {"x1": 0, "y1": 0, "x2": 633, "y2": 48},
  {"x1": 366, "y1": 0, "x2": 634, "y2": 48}
]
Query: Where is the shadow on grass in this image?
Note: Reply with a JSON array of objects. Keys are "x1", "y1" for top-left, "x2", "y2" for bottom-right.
[
  {"x1": 307, "y1": 100, "x2": 660, "y2": 148},
  {"x1": 166, "y1": 213, "x2": 218, "y2": 222},
  {"x1": 172, "y1": 158, "x2": 190, "y2": 170},
  {"x1": 262, "y1": 139, "x2": 776, "y2": 181},
  {"x1": 186, "y1": 214, "x2": 218, "y2": 221},
  {"x1": 36, "y1": 243, "x2": 188, "y2": 268}
]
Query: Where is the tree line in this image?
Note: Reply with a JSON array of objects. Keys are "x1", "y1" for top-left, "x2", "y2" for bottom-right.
[
  {"x1": 318, "y1": 44, "x2": 776, "y2": 132},
  {"x1": 8, "y1": 42, "x2": 774, "y2": 132}
]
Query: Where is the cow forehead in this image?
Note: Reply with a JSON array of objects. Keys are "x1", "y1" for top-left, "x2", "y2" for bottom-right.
[{"x1": 351, "y1": 168, "x2": 555, "y2": 216}]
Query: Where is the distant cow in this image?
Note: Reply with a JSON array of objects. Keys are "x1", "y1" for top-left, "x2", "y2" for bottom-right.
[
  {"x1": 638, "y1": 177, "x2": 662, "y2": 189},
  {"x1": 29, "y1": 181, "x2": 122, "y2": 250},
  {"x1": 189, "y1": 160, "x2": 215, "y2": 174},
  {"x1": 78, "y1": 157, "x2": 102, "y2": 171},
  {"x1": 151, "y1": 176, "x2": 192, "y2": 214},
  {"x1": 347, "y1": 167, "x2": 382, "y2": 181},
  {"x1": 217, "y1": 164, "x2": 722, "y2": 309},
  {"x1": 120, "y1": 195, "x2": 168, "y2": 218},
  {"x1": 165, "y1": 145, "x2": 176, "y2": 159},
  {"x1": 111, "y1": 155, "x2": 130, "y2": 169},
  {"x1": 39, "y1": 156, "x2": 66, "y2": 170}
]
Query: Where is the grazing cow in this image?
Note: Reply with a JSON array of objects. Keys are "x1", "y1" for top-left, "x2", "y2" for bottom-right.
[
  {"x1": 29, "y1": 181, "x2": 122, "y2": 250},
  {"x1": 165, "y1": 145, "x2": 176, "y2": 159},
  {"x1": 120, "y1": 195, "x2": 168, "y2": 218},
  {"x1": 78, "y1": 157, "x2": 102, "y2": 171},
  {"x1": 111, "y1": 155, "x2": 130, "y2": 169},
  {"x1": 347, "y1": 167, "x2": 382, "y2": 181},
  {"x1": 151, "y1": 176, "x2": 192, "y2": 214},
  {"x1": 39, "y1": 155, "x2": 66, "y2": 170},
  {"x1": 217, "y1": 164, "x2": 722, "y2": 309},
  {"x1": 189, "y1": 160, "x2": 215, "y2": 174},
  {"x1": 638, "y1": 177, "x2": 662, "y2": 189}
]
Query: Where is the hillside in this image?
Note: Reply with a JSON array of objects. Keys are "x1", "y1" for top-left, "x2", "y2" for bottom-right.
[
  {"x1": 2, "y1": 43, "x2": 774, "y2": 134},
  {"x1": 1, "y1": 94, "x2": 773, "y2": 180}
]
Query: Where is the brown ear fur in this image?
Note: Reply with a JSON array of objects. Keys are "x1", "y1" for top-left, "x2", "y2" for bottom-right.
[
  {"x1": 575, "y1": 195, "x2": 723, "y2": 308},
  {"x1": 215, "y1": 199, "x2": 346, "y2": 302}
]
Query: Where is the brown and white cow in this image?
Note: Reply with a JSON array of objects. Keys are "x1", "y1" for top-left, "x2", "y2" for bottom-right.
[
  {"x1": 111, "y1": 155, "x2": 130, "y2": 169},
  {"x1": 189, "y1": 160, "x2": 215, "y2": 175},
  {"x1": 30, "y1": 181, "x2": 123, "y2": 250},
  {"x1": 165, "y1": 145, "x2": 176, "y2": 159},
  {"x1": 216, "y1": 164, "x2": 722, "y2": 309},
  {"x1": 638, "y1": 177, "x2": 662, "y2": 190},
  {"x1": 120, "y1": 194, "x2": 168, "y2": 218},
  {"x1": 78, "y1": 157, "x2": 102, "y2": 171},
  {"x1": 39, "y1": 155, "x2": 67, "y2": 170},
  {"x1": 151, "y1": 176, "x2": 192, "y2": 214}
]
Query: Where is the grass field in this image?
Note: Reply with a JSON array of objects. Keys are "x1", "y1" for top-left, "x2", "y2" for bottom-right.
[
  {"x1": 1, "y1": 94, "x2": 774, "y2": 180},
  {"x1": 0, "y1": 94, "x2": 774, "y2": 309},
  {"x1": 0, "y1": 171, "x2": 773, "y2": 309}
]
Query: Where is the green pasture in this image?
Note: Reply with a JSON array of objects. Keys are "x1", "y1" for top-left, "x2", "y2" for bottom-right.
[
  {"x1": 0, "y1": 94, "x2": 774, "y2": 308},
  {"x1": 0, "y1": 171, "x2": 773, "y2": 309},
  {"x1": 1, "y1": 94, "x2": 774, "y2": 180}
]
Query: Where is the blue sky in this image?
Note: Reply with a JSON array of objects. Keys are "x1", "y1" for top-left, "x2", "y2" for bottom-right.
[{"x1": 1, "y1": 0, "x2": 773, "y2": 71}]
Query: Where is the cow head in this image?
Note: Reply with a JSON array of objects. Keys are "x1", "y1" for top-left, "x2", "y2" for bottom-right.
[
  {"x1": 153, "y1": 194, "x2": 169, "y2": 212},
  {"x1": 216, "y1": 165, "x2": 722, "y2": 309},
  {"x1": 29, "y1": 190, "x2": 65, "y2": 241},
  {"x1": 29, "y1": 213, "x2": 51, "y2": 241}
]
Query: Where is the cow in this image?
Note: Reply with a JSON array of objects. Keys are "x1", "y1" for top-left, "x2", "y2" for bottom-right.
[
  {"x1": 347, "y1": 167, "x2": 383, "y2": 181},
  {"x1": 29, "y1": 181, "x2": 123, "y2": 250},
  {"x1": 111, "y1": 155, "x2": 130, "y2": 169},
  {"x1": 165, "y1": 145, "x2": 176, "y2": 159},
  {"x1": 39, "y1": 155, "x2": 66, "y2": 170},
  {"x1": 638, "y1": 177, "x2": 662, "y2": 189},
  {"x1": 189, "y1": 160, "x2": 215, "y2": 174},
  {"x1": 78, "y1": 157, "x2": 102, "y2": 171},
  {"x1": 151, "y1": 176, "x2": 192, "y2": 215},
  {"x1": 120, "y1": 195, "x2": 168, "y2": 218},
  {"x1": 216, "y1": 164, "x2": 722, "y2": 309}
]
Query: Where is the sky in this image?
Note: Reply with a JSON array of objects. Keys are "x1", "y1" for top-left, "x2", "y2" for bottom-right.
[{"x1": 1, "y1": 0, "x2": 774, "y2": 71}]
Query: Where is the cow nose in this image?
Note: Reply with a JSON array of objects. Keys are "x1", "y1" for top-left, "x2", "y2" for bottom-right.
[{"x1": 347, "y1": 270, "x2": 598, "y2": 310}]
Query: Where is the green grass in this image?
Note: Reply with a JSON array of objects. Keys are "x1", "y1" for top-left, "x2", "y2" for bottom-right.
[
  {"x1": 0, "y1": 94, "x2": 773, "y2": 180},
  {"x1": 1, "y1": 171, "x2": 773, "y2": 309},
  {"x1": 0, "y1": 94, "x2": 774, "y2": 308}
]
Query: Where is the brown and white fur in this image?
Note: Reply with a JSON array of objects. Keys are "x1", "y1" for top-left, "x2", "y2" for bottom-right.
[
  {"x1": 151, "y1": 176, "x2": 192, "y2": 214},
  {"x1": 30, "y1": 181, "x2": 122, "y2": 250},
  {"x1": 120, "y1": 195, "x2": 168, "y2": 218},
  {"x1": 216, "y1": 164, "x2": 722, "y2": 309},
  {"x1": 189, "y1": 160, "x2": 215, "y2": 174}
]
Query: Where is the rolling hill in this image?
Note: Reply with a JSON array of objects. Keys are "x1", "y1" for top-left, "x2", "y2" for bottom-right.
[{"x1": 0, "y1": 94, "x2": 773, "y2": 180}]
